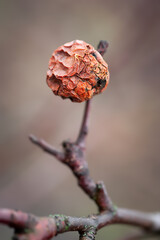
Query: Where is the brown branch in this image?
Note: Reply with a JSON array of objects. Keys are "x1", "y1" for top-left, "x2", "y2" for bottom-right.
[
  {"x1": 96, "y1": 181, "x2": 114, "y2": 212},
  {"x1": 29, "y1": 120, "x2": 109, "y2": 213},
  {"x1": 0, "y1": 208, "x2": 160, "y2": 240},
  {"x1": 97, "y1": 40, "x2": 109, "y2": 56},
  {"x1": 0, "y1": 208, "x2": 56, "y2": 240},
  {"x1": 29, "y1": 134, "x2": 65, "y2": 162},
  {"x1": 76, "y1": 99, "x2": 91, "y2": 145}
]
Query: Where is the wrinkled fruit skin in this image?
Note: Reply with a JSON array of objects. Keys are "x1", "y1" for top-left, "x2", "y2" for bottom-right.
[{"x1": 46, "y1": 40, "x2": 109, "y2": 102}]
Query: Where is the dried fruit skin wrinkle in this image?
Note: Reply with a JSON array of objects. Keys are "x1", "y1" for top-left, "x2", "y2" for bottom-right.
[{"x1": 46, "y1": 40, "x2": 109, "y2": 102}]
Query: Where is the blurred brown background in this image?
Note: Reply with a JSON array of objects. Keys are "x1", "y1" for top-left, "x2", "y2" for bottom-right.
[{"x1": 0, "y1": 0, "x2": 160, "y2": 239}]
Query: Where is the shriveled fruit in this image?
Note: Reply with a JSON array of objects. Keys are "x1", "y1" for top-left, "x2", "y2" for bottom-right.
[{"x1": 46, "y1": 40, "x2": 109, "y2": 102}]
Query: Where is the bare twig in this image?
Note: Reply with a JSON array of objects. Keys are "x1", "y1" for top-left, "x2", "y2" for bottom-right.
[
  {"x1": 97, "y1": 40, "x2": 109, "y2": 56},
  {"x1": 76, "y1": 99, "x2": 91, "y2": 145},
  {"x1": 29, "y1": 134, "x2": 65, "y2": 161}
]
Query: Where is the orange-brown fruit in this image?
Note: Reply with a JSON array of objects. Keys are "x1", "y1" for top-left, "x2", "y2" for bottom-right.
[{"x1": 46, "y1": 40, "x2": 109, "y2": 102}]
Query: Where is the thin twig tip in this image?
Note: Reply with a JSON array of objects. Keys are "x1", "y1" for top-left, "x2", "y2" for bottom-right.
[{"x1": 29, "y1": 134, "x2": 37, "y2": 143}]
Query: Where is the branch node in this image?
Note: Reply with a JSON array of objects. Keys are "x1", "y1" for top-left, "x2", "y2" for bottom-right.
[
  {"x1": 79, "y1": 226, "x2": 97, "y2": 240},
  {"x1": 95, "y1": 181, "x2": 114, "y2": 212}
]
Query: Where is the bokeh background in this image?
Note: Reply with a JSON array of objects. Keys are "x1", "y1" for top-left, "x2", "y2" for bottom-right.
[{"x1": 0, "y1": 0, "x2": 160, "y2": 239}]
